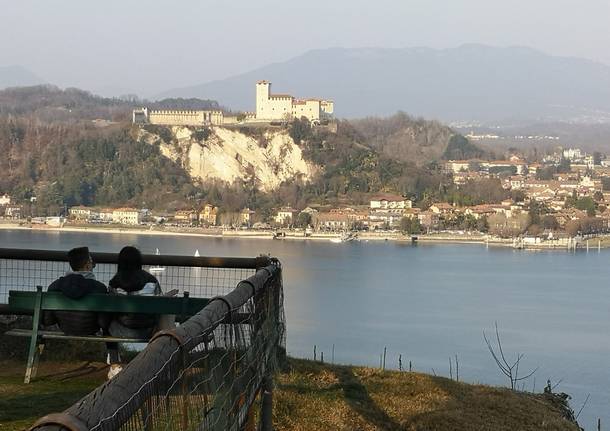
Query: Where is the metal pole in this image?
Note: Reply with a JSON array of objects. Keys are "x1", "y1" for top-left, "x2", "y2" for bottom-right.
[{"x1": 261, "y1": 376, "x2": 273, "y2": 431}]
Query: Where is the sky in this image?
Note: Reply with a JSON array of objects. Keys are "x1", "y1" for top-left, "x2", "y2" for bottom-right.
[{"x1": 2, "y1": 0, "x2": 610, "y2": 98}]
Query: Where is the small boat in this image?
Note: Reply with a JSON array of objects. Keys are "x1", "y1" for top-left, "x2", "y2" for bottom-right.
[
  {"x1": 194, "y1": 249, "x2": 200, "y2": 257},
  {"x1": 149, "y1": 248, "x2": 166, "y2": 273}
]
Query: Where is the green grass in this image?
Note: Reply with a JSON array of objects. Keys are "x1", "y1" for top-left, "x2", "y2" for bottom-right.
[{"x1": 0, "y1": 361, "x2": 106, "y2": 430}]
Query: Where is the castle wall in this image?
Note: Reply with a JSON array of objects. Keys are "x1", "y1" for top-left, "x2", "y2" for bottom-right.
[
  {"x1": 145, "y1": 110, "x2": 224, "y2": 126},
  {"x1": 321, "y1": 100, "x2": 334, "y2": 115},
  {"x1": 292, "y1": 100, "x2": 321, "y2": 121}
]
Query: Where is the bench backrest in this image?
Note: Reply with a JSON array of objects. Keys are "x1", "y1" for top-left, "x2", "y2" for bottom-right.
[{"x1": 8, "y1": 290, "x2": 209, "y2": 316}]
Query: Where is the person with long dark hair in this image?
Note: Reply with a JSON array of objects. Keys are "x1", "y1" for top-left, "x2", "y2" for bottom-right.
[{"x1": 107, "y1": 246, "x2": 163, "y2": 377}]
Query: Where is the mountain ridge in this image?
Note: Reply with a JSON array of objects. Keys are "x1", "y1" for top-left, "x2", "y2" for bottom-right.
[
  {"x1": 0, "y1": 65, "x2": 45, "y2": 89},
  {"x1": 154, "y1": 44, "x2": 610, "y2": 125}
]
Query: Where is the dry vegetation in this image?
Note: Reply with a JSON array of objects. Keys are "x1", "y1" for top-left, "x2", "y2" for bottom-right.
[
  {"x1": 274, "y1": 358, "x2": 580, "y2": 431},
  {"x1": 0, "y1": 357, "x2": 580, "y2": 431}
]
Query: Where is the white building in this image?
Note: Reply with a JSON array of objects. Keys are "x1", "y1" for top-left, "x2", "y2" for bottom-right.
[
  {"x1": 563, "y1": 148, "x2": 584, "y2": 161},
  {"x1": 255, "y1": 81, "x2": 333, "y2": 124},
  {"x1": 274, "y1": 207, "x2": 298, "y2": 225},
  {"x1": 69, "y1": 206, "x2": 94, "y2": 220},
  {"x1": 370, "y1": 194, "x2": 412, "y2": 210},
  {"x1": 0, "y1": 194, "x2": 10, "y2": 206},
  {"x1": 112, "y1": 208, "x2": 142, "y2": 225}
]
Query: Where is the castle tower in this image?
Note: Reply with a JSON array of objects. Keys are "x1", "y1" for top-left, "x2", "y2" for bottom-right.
[{"x1": 256, "y1": 80, "x2": 270, "y2": 119}]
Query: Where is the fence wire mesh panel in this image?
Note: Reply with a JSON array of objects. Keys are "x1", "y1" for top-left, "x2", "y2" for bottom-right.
[
  {"x1": 0, "y1": 249, "x2": 262, "y2": 303},
  {"x1": 31, "y1": 260, "x2": 285, "y2": 431}
]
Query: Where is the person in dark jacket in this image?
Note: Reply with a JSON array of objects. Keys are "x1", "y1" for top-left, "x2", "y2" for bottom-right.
[
  {"x1": 45, "y1": 247, "x2": 109, "y2": 335},
  {"x1": 45, "y1": 247, "x2": 121, "y2": 379},
  {"x1": 108, "y1": 246, "x2": 163, "y2": 339}
]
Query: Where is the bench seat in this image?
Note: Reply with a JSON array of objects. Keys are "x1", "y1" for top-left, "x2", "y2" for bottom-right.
[
  {"x1": 5, "y1": 287, "x2": 211, "y2": 383},
  {"x1": 5, "y1": 328, "x2": 149, "y2": 344}
]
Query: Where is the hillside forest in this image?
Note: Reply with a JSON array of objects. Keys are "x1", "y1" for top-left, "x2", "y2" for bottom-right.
[{"x1": 0, "y1": 86, "x2": 496, "y2": 217}]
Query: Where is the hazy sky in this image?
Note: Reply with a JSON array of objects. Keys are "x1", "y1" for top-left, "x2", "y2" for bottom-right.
[{"x1": 2, "y1": 0, "x2": 610, "y2": 97}]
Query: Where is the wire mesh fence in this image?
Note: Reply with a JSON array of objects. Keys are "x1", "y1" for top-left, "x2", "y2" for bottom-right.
[{"x1": 11, "y1": 248, "x2": 286, "y2": 431}]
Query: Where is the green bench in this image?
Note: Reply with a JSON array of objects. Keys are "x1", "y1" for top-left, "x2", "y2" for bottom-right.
[{"x1": 5, "y1": 287, "x2": 210, "y2": 383}]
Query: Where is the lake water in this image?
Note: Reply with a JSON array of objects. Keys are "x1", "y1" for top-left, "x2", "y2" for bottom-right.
[{"x1": 1, "y1": 229, "x2": 609, "y2": 429}]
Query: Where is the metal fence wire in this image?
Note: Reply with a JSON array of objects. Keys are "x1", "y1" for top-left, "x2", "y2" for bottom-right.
[
  {"x1": 0, "y1": 248, "x2": 262, "y2": 303},
  {"x1": 0, "y1": 249, "x2": 285, "y2": 431}
]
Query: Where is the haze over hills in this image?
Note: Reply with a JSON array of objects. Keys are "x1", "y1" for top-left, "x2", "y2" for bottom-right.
[
  {"x1": 0, "y1": 65, "x2": 45, "y2": 89},
  {"x1": 155, "y1": 44, "x2": 610, "y2": 125}
]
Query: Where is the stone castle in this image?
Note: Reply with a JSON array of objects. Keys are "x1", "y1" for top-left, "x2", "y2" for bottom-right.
[
  {"x1": 133, "y1": 81, "x2": 334, "y2": 127},
  {"x1": 255, "y1": 80, "x2": 333, "y2": 123}
]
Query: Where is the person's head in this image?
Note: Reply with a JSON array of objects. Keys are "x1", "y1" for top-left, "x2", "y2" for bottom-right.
[
  {"x1": 117, "y1": 246, "x2": 143, "y2": 274},
  {"x1": 67, "y1": 247, "x2": 93, "y2": 271}
]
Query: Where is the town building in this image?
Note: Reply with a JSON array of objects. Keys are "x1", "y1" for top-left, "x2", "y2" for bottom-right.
[
  {"x1": 199, "y1": 204, "x2": 218, "y2": 226},
  {"x1": 429, "y1": 203, "x2": 454, "y2": 214},
  {"x1": 370, "y1": 194, "x2": 412, "y2": 210},
  {"x1": 112, "y1": 208, "x2": 142, "y2": 225},
  {"x1": 274, "y1": 207, "x2": 298, "y2": 225},
  {"x1": 240, "y1": 208, "x2": 255, "y2": 226},
  {"x1": 4, "y1": 206, "x2": 21, "y2": 219},
  {"x1": 98, "y1": 209, "x2": 114, "y2": 223},
  {"x1": 69, "y1": 206, "x2": 94, "y2": 220},
  {"x1": 317, "y1": 212, "x2": 350, "y2": 231},
  {"x1": 174, "y1": 210, "x2": 198, "y2": 225},
  {"x1": 0, "y1": 194, "x2": 11, "y2": 206}
]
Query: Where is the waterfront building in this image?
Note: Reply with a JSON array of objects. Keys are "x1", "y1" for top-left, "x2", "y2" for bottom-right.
[
  {"x1": 174, "y1": 210, "x2": 198, "y2": 225},
  {"x1": 112, "y1": 208, "x2": 142, "y2": 225},
  {"x1": 240, "y1": 208, "x2": 255, "y2": 226},
  {"x1": 4, "y1": 206, "x2": 21, "y2": 219},
  {"x1": 274, "y1": 207, "x2": 298, "y2": 225},
  {"x1": 68, "y1": 206, "x2": 94, "y2": 220},
  {"x1": 199, "y1": 204, "x2": 218, "y2": 226}
]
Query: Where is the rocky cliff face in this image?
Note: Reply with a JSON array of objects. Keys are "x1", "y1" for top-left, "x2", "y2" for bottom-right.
[{"x1": 138, "y1": 126, "x2": 316, "y2": 192}]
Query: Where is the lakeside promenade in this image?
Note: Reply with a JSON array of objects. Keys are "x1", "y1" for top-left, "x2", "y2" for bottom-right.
[{"x1": 2, "y1": 221, "x2": 609, "y2": 250}]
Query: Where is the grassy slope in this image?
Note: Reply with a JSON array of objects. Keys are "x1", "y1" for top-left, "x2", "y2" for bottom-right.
[
  {"x1": 0, "y1": 358, "x2": 579, "y2": 431},
  {"x1": 0, "y1": 361, "x2": 107, "y2": 430},
  {"x1": 274, "y1": 359, "x2": 580, "y2": 431}
]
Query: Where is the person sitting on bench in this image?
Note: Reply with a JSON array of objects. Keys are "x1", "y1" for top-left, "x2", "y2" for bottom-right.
[
  {"x1": 108, "y1": 246, "x2": 164, "y2": 340},
  {"x1": 44, "y1": 246, "x2": 109, "y2": 336},
  {"x1": 44, "y1": 246, "x2": 121, "y2": 378}
]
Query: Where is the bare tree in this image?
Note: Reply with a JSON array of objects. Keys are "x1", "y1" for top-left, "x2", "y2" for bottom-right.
[{"x1": 483, "y1": 322, "x2": 538, "y2": 390}]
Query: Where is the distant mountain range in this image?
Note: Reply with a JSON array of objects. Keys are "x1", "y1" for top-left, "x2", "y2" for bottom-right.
[
  {"x1": 0, "y1": 65, "x2": 45, "y2": 89},
  {"x1": 155, "y1": 44, "x2": 610, "y2": 125}
]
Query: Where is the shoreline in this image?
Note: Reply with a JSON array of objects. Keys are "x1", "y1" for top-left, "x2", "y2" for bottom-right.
[{"x1": 1, "y1": 223, "x2": 608, "y2": 250}]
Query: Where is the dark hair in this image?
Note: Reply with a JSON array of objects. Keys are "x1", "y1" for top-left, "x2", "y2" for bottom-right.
[
  {"x1": 110, "y1": 246, "x2": 158, "y2": 292},
  {"x1": 116, "y1": 246, "x2": 143, "y2": 273},
  {"x1": 67, "y1": 247, "x2": 90, "y2": 271}
]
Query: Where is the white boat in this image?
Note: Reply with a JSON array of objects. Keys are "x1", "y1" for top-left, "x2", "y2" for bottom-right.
[
  {"x1": 194, "y1": 249, "x2": 200, "y2": 257},
  {"x1": 149, "y1": 248, "x2": 166, "y2": 272}
]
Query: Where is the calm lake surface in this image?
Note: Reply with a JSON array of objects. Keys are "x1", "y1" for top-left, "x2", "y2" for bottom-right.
[{"x1": 1, "y1": 229, "x2": 609, "y2": 428}]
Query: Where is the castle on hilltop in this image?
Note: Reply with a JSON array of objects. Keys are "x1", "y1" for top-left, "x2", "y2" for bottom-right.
[
  {"x1": 133, "y1": 81, "x2": 333, "y2": 127},
  {"x1": 255, "y1": 80, "x2": 333, "y2": 123}
]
